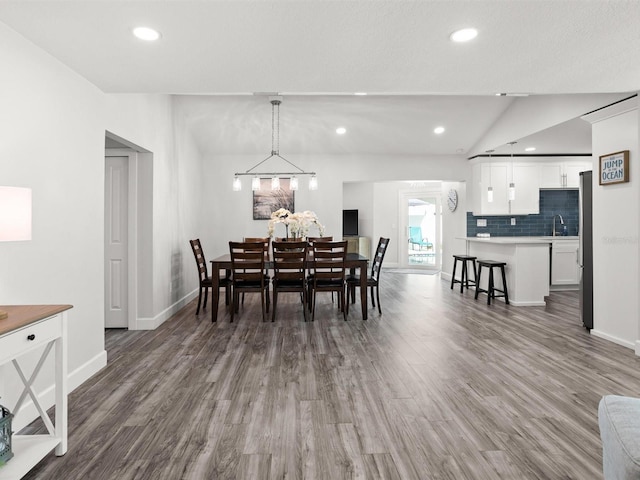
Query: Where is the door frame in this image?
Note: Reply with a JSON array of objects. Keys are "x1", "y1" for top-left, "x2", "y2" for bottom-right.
[
  {"x1": 105, "y1": 149, "x2": 139, "y2": 330},
  {"x1": 398, "y1": 186, "x2": 443, "y2": 270}
]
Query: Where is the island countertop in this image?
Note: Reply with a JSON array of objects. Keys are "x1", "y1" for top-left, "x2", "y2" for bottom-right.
[{"x1": 461, "y1": 236, "x2": 578, "y2": 244}]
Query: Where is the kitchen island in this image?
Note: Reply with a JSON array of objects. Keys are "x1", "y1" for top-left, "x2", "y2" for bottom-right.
[{"x1": 461, "y1": 236, "x2": 579, "y2": 306}]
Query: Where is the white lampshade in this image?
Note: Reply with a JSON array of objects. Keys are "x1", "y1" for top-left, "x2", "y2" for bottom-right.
[
  {"x1": 271, "y1": 176, "x2": 280, "y2": 190},
  {"x1": 232, "y1": 176, "x2": 242, "y2": 191},
  {"x1": 251, "y1": 176, "x2": 261, "y2": 191},
  {"x1": 289, "y1": 176, "x2": 299, "y2": 191},
  {"x1": 309, "y1": 175, "x2": 318, "y2": 191},
  {"x1": 0, "y1": 186, "x2": 32, "y2": 241}
]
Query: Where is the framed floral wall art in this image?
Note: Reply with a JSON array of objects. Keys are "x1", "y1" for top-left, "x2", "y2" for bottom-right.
[{"x1": 253, "y1": 178, "x2": 294, "y2": 220}]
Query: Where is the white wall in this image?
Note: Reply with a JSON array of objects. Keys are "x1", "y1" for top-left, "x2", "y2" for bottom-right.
[
  {"x1": 201, "y1": 153, "x2": 470, "y2": 262},
  {"x1": 344, "y1": 182, "x2": 374, "y2": 240},
  {"x1": 0, "y1": 22, "x2": 203, "y2": 429},
  {"x1": 0, "y1": 22, "x2": 107, "y2": 425},
  {"x1": 341, "y1": 180, "x2": 466, "y2": 270},
  {"x1": 440, "y1": 181, "x2": 468, "y2": 278},
  {"x1": 584, "y1": 97, "x2": 639, "y2": 350},
  {"x1": 104, "y1": 95, "x2": 205, "y2": 326}
]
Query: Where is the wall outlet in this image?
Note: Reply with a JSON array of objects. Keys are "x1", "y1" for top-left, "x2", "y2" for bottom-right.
[
  {"x1": 477, "y1": 219, "x2": 487, "y2": 227},
  {"x1": 511, "y1": 218, "x2": 516, "y2": 226}
]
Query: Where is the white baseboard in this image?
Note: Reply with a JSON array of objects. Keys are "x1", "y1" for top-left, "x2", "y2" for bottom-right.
[
  {"x1": 134, "y1": 290, "x2": 198, "y2": 330},
  {"x1": 591, "y1": 329, "x2": 635, "y2": 351},
  {"x1": 509, "y1": 300, "x2": 547, "y2": 307},
  {"x1": 14, "y1": 349, "x2": 107, "y2": 432},
  {"x1": 440, "y1": 271, "x2": 452, "y2": 281}
]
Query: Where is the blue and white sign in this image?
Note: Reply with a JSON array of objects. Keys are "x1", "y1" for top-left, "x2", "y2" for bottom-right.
[{"x1": 600, "y1": 150, "x2": 629, "y2": 185}]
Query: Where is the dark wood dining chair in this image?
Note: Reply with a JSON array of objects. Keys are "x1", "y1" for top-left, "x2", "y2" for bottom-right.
[
  {"x1": 307, "y1": 236, "x2": 334, "y2": 301},
  {"x1": 189, "y1": 239, "x2": 230, "y2": 315},
  {"x1": 241, "y1": 237, "x2": 271, "y2": 304},
  {"x1": 347, "y1": 237, "x2": 390, "y2": 315},
  {"x1": 308, "y1": 240, "x2": 348, "y2": 321},
  {"x1": 271, "y1": 240, "x2": 308, "y2": 322},
  {"x1": 307, "y1": 236, "x2": 333, "y2": 245},
  {"x1": 243, "y1": 237, "x2": 271, "y2": 250},
  {"x1": 229, "y1": 241, "x2": 270, "y2": 322}
]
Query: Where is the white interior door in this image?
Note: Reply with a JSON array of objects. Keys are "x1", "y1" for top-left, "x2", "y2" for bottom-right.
[{"x1": 105, "y1": 156, "x2": 128, "y2": 328}]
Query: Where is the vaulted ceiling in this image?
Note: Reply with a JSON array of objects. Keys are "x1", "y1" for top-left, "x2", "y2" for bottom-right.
[{"x1": 2, "y1": 1, "x2": 638, "y2": 156}]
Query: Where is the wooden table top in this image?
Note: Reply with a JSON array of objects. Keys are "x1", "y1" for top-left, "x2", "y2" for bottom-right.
[
  {"x1": 0, "y1": 305, "x2": 73, "y2": 336},
  {"x1": 211, "y1": 252, "x2": 368, "y2": 264}
]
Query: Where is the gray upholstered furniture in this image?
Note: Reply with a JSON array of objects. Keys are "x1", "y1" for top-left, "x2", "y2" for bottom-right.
[{"x1": 599, "y1": 395, "x2": 640, "y2": 479}]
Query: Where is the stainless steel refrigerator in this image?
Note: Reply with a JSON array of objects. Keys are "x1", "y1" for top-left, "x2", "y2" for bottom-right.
[{"x1": 579, "y1": 170, "x2": 593, "y2": 330}]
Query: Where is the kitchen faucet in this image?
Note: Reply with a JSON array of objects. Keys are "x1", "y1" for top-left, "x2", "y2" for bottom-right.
[{"x1": 552, "y1": 214, "x2": 564, "y2": 236}]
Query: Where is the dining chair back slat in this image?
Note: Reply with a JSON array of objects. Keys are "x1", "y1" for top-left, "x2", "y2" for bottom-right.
[
  {"x1": 243, "y1": 237, "x2": 271, "y2": 252},
  {"x1": 307, "y1": 236, "x2": 333, "y2": 247}
]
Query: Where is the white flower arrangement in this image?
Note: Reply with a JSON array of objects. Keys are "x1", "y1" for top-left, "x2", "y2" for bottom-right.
[{"x1": 267, "y1": 209, "x2": 325, "y2": 238}]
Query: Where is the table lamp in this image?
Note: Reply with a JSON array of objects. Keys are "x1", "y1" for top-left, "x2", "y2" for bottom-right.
[{"x1": 0, "y1": 186, "x2": 32, "y2": 320}]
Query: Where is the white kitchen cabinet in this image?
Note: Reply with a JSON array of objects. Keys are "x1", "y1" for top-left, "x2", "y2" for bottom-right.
[
  {"x1": 510, "y1": 163, "x2": 540, "y2": 214},
  {"x1": 472, "y1": 162, "x2": 539, "y2": 215},
  {"x1": 540, "y1": 161, "x2": 591, "y2": 188},
  {"x1": 550, "y1": 240, "x2": 580, "y2": 286},
  {"x1": 472, "y1": 163, "x2": 509, "y2": 215},
  {"x1": 539, "y1": 163, "x2": 564, "y2": 188},
  {"x1": 564, "y1": 162, "x2": 592, "y2": 188}
]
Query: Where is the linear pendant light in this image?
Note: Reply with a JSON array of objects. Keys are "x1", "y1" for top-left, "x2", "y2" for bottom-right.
[{"x1": 233, "y1": 96, "x2": 317, "y2": 191}]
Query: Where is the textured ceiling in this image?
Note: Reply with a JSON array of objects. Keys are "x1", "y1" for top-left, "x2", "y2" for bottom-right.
[
  {"x1": 175, "y1": 94, "x2": 517, "y2": 156},
  {"x1": 2, "y1": 1, "x2": 638, "y2": 155},
  {"x1": 1, "y1": 0, "x2": 638, "y2": 95}
]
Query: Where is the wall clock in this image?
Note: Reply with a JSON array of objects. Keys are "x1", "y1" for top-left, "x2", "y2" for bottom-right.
[{"x1": 447, "y1": 189, "x2": 458, "y2": 212}]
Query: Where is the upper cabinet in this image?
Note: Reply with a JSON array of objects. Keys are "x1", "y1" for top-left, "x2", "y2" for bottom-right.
[
  {"x1": 471, "y1": 158, "x2": 590, "y2": 216},
  {"x1": 472, "y1": 162, "x2": 540, "y2": 216},
  {"x1": 473, "y1": 163, "x2": 509, "y2": 215},
  {"x1": 540, "y1": 161, "x2": 592, "y2": 188},
  {"x1": 510, "y1": 163, "x2": 541, "y2": 215}
]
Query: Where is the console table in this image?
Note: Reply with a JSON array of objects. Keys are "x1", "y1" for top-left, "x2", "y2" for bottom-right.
[{"x1": 0, "y1": 305, "x2": 72, "y2": 480}]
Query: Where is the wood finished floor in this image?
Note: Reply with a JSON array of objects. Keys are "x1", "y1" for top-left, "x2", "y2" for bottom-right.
[{"x1": 21, "y1": 273, "x2": 640, "y2": 479}]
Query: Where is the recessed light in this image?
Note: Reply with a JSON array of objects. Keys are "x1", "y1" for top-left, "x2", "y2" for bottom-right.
[
  {"x1": 450, "y1": 28, "x2": 478, "y2": 43},
  {"x1": 336, "y1": 127, "x2": 347, "y2": 135},
  {"x1": 354, "y1": 92, "x2": 367, "y2": 96},
  {"x1": 434, "y1": 126, "x2": 445, "y2": 135},
  {"x1": 525, "y1": 147, "x2": 536, "y2": 152},
  {"x1": 133, "y1": 27, "x2": 161, "y2": 41}
]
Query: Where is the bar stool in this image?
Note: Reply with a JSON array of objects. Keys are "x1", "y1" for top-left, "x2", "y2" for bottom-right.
[
  {"x1": 450, "y1": 255, "x2": 477, "y2": 293},
  {"x1": 474, "y1": 260, "x2": 509, "y2": 305}
]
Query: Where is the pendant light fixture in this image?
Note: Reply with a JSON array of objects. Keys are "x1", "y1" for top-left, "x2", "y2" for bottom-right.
[
  {"x1": 233, "y1": 96, "x2": 317, "y2": 191},
  {"x1": 508, "y1": 141, "x2": 517, "y2": 201},
  {"x1": 486, "y1": 149, "x2": 494, "y2": 203}
]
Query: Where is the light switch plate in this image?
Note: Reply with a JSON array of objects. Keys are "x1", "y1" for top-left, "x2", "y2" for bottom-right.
[
  {"x1": 477, "y1": 219, "x2": 487, "y2": 227},
  {"x1": 511, "y1": 218, "x2": 516, "y2": 225}
]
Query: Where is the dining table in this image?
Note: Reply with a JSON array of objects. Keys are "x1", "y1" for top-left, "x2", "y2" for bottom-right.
[{"x1": 209, "y1": 252, "x2": 369, "y2": 321}]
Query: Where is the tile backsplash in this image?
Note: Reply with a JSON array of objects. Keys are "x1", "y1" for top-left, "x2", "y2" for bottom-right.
[{"x1": 467, "y1": 190, "x2": 579, "y2": 237}]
